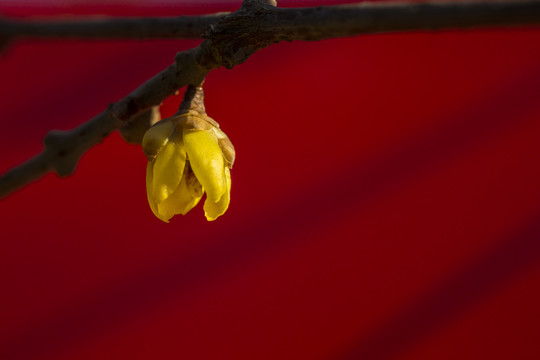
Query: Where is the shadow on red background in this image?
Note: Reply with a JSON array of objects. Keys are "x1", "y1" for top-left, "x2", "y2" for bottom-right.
[{"x1": 1, "y1": 1, "x2": 540, "y2": 359}]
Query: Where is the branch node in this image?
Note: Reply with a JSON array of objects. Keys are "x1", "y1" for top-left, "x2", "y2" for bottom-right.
[
  {"x1": 204, "y1": 4, "x2": 278, "y2": 69},
  {"x1": 242, "y1": 0, "x2": 277, "y2": 9}
]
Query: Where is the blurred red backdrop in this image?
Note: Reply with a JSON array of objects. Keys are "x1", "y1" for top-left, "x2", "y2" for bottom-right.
[{"x1": 1, "y1": 1, "x2": 540, "y2": 359}]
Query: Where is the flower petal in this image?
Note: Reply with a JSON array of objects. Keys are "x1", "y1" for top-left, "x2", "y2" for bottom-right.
[
  {"x1": 176, "y1": 113, "x2": 213, "y2": 130},
  {"x1": 152, "y1": 132, "x2": 186, "y2": 203},
  {"x1": 183, "y1": 129, "x2": 226, "y2": 203},
  {"x1": 146, "y1": 161, "x2": 169, "y2": 223},
  {"x1": 157, "y1": 170, "x2": 203, "y2": 220},
  {"x1": 212, "y1": 127, "x2": 235, "y2": 168},
  {"x1": 204, "y1": 167, "x2": 231, "y2": 221},
  {"x1": 142, "y1": 119, "x2": 175, "y2": 160}
]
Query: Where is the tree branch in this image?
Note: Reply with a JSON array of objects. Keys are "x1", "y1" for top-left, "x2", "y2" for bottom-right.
[
  {"x1": 1, "y1": 0, "x2": 539, "y2": 198},
  {"x1": 265, "y1": 0, "x2": 540, "y2": 41},
  {"x1": 0, "y1": 13, "x2": 228, "y2": 41},
  {"x1": 1, "y1": 1, "x2": 538, "y2": 42},
  {"x1": 0, "y1": 44, "x2": 215, "y2": 197}
]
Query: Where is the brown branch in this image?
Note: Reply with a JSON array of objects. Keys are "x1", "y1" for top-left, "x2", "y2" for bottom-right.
[
  {"x1": 264, "y1": 0, "x2": 540, "y2": 41},
  {"x1": 0, "y1": 13, "x2": 228, "y2": 41},
  {"x1": 0, "y1": 44, "x2": 215, "y2": 198},
  {"x1": 209, "y1": 0, "x2": 540, "y2": 67},
  {"x1": 1, "y1": 0, "x2": 540, "y2": 198},
  {"x1": 1, "y1": 0, "x2": 538, "y2": 43}
]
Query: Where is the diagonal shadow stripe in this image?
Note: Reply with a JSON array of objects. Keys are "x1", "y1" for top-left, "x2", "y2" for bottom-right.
[
  {"x1": 334, "y1": 212, "x2": 540, "y2": 360},
  {"x1": 1, "y1": 68, "x2": 539, "y2": 360}
]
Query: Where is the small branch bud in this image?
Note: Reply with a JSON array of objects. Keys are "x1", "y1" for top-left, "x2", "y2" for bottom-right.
[{"x1": 120, "y1": 106, "x2": 161, "y2": 145}]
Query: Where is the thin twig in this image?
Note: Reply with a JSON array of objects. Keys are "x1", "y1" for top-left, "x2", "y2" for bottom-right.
[{"x1": 1, "y1": 0, "x2": 539, "y2": 198}]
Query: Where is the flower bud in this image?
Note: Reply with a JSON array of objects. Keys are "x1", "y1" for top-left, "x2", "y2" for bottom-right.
[{"x1": 143, "y1": 112, "x2": 234, "y2": 222}]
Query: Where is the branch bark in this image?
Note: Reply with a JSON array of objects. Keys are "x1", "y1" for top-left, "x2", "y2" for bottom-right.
[
  {"x1": 1, "y1": 0, "x2": 538, "y2": 42},
  {"x1": 1, "y1": 0, "x2": 539, "y2": 198},
  {"x1": 0, "y1": 13, "x2": 228, "y2": 40},
  {"x1": 265, "y1": 0, "x2": 540, "y2": 40}
]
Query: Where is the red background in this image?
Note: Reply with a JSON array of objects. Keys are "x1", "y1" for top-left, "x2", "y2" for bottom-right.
[{"x1": 1, "y1": 1, "x2": 540, "y2": 359}]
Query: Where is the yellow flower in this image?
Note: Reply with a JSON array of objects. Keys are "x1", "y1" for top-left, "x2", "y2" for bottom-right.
[{"x1": 142, "y1": 111, "x2": 235, "y2": 222}]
